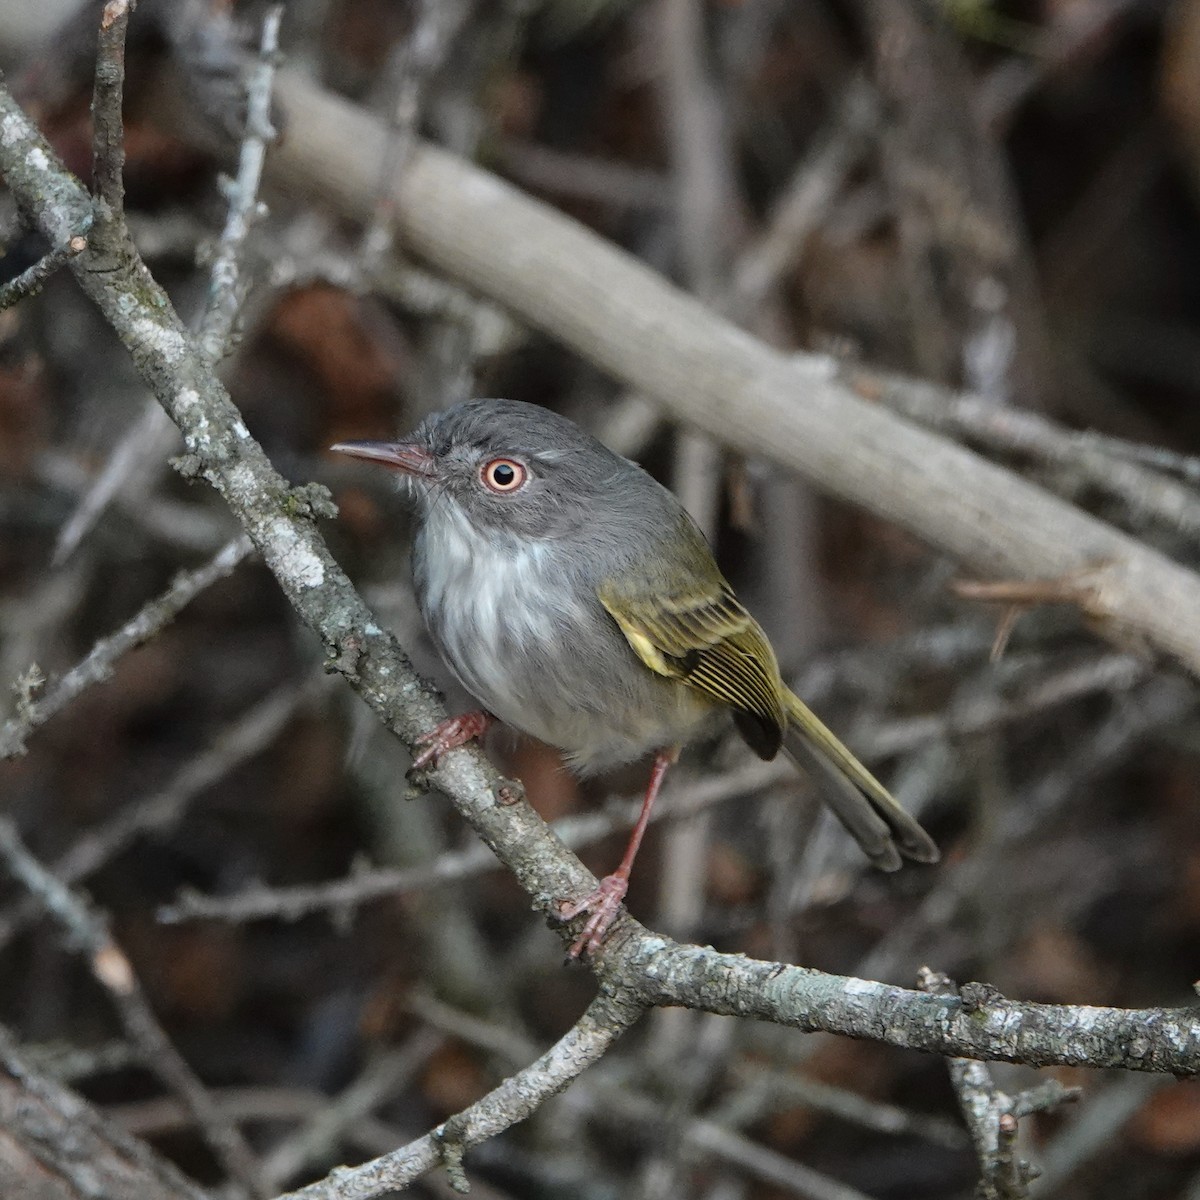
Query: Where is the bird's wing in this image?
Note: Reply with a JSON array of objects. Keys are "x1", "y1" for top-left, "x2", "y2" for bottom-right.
[{"x1": 597, "y1": 579, "x2": 786, "y2": 758}]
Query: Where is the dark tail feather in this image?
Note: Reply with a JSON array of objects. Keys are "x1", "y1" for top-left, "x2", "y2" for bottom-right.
[{"x1": 782, "y1": 690, "x2": 939, "y2": 871}]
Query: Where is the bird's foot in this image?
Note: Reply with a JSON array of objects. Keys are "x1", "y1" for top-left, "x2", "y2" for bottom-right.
[
  {"x1": 411, "y1": 710, "x2": 494, "y2": 771},
  {"x1": 555, "y1": 873, "x2": 629, "y2": 958}
]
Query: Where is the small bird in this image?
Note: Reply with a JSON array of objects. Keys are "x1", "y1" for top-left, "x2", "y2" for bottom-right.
[{"x1": 332, "y1": 399, "x2": 937, "y2": 956}]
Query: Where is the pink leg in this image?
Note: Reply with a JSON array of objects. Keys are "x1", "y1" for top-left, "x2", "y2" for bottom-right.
[
  {"x1": 557, "y1": 747, "x2": 678, "y2": 958},
  {"x1": 411, "y1": 710, "x2": 495, "y2": 771}
]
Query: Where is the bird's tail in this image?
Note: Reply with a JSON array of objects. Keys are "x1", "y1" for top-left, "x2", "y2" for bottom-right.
[{"x1": 782, "y1": 689, "x2": 939, "y2": 871}]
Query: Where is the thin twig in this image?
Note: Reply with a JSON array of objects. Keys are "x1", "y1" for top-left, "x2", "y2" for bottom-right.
[
  {"x1": 195, "y1": 4, "x2": 283, "y2": 364},
  {"x1": 918, "y1": 969, "x2": 1080, "y2": 1199},
  {"x1": 0, "y1": 675, "x2": 319, "y2": 951},
  {"x1": 159, "y1": 758, "x2": 791, "y2": 925},
  {"x1": 407, "y1": 991, "x2": 536, "y2": 1064},
  {"x1": 36, "y1": 444, "x2": 231, "y2": 556},
  {"x1": 0, "y1": 535, "x2": 253, "y2": 759},
  {"x1": 51, "y1": 401, "x2": 180, "y2": 566},
  {"x1": 859, "y1": 365, "x2": 1200, "y2": 539},
  {"x1": 0, "y1": 229, "x2": 89, "y2": 309},
  {"x1": 496, "y1": 139, "x2": 671, "y2": 209},
  {"x1": 724, "y1": 1062, "x2": 968, "y2": 1150},
  {"x1": 1035, "y1": 1073, "x2": 1167, "y2": 1194},
  {"x1": 162, "y1": 650, "x2": 1143, "y2": 927},
  {"x1": 273, "y1": 992, "x2": 645, "y2": 1200},
  {"x1": 356, "y1": 0, "x2": 472, "y2": 272},
  {"x1": 858, "y1": 651, "x2": 1147, "y2": 759},
  {"x1": 58, "y1": 4, "x2": 281, "y2": 564},
  {"x1": 261, "y1": 1028, "x2": 445, "y2": 1191},
  {"x1": 592, "y1": 1083, "x2": 879, "y2": 1200},
  {"x1": 859, "y1": 674, "x2": 1196, "y2": 983},
  {"x1": 730, "y1": 75, "x2": 876, "y2": 315},
  {"x1": 1079, "y1": 430, "x2": 1200, "y2": 487}
]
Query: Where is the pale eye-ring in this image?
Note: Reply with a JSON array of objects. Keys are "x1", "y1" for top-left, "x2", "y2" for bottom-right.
[{"x1": 480, "y1": 458, "x2": 527, "y2": 494}]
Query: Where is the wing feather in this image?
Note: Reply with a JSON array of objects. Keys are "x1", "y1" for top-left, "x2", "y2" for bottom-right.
[{"x1": 598, "y1": 580, "x2": 786, "y2": 758}]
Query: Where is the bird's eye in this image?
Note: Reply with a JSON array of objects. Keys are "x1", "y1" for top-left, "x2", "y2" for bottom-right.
[{"x1": 480, "y1": 458, "x2": 527, "y2": 494}]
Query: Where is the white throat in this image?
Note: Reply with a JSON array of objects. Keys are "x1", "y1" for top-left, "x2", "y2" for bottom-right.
[{"x1": 415, "y1": 503, "x2": 571, "y2": 718}]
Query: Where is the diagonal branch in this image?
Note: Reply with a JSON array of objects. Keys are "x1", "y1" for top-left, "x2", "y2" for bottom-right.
[{"x1": 0, "y1": 536, "x2": 253, "y2": 759}]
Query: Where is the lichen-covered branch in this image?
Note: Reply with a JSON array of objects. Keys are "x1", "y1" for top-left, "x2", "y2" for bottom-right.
[{"x1": 626, "y1": 944, "x2": 1200, "y2": 1076}]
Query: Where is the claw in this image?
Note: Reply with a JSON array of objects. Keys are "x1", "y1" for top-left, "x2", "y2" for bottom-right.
[
  {"x1": 556, "y1": 873, "x2": 629, "y2": 958},
  {"x1": 411, "y1": 710, "x2": 494, "y2": 771}
]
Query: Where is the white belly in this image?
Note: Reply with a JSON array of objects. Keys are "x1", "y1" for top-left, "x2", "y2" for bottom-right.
[{"x1": 412, "y1": 505, "x2": 714, "y2": 771}]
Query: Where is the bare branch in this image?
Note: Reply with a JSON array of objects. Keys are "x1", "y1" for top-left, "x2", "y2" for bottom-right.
[
  {"x1": 0, "y1": 675, "x2": 320, "y2": 951},
  {"x1": 261, "y1": 1029, "x2": 445, "y2": 1192},
  {"x1": 273, "y1": 992, "x2": 644, "y2": 1200},
  {"x1": 157, "y1": 759, "x2": 793, "y2": 925},
  {"x1": 91, "y1": 0, "x2": 135, "y2": 223},
  {"x1": 624, "y1": 941, "x2": 1200, "y2": 1076},
  {"x1": 57, "y1": 4, "x2": 282, "y2": 565},
  {"x1": 195, "y1": 4, "x2": 283, "y2": 364},
  {"x1": 594, "y1": 1084, "x2": 879, "y2": 1200},
  {"x1": 0, "y1": 536, "x2": 253, "y2": 759},
  {"x1": 919, "y1": 969, "x2": 1080, "y2": 1199},
  {"x1": 51, "y1": 401, "x2": 181, "y2": 566},
  {"x1": 356, "y1": 0, "x2": 473, "y2": 271},
  {"x1": 0, "y1": 229, "x2": 89, "y2": 310},
  {"x1": 862, "y1": 364, "x2": 1200, "y2": 539},
  {"x1": 726, "y1": 1062, "x2": 968, "y2": 1150},
  {"x1": 161, "y1": 651, "x2": 1144, "y2": 926}
]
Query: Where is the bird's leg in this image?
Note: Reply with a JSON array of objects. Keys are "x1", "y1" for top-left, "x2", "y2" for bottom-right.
[
  {"x1": 557, "y1": 746, "x2": 679, "y2": 958},
  {"x1": 411, "y1": 710, "x2": 495, "y2": 770}
]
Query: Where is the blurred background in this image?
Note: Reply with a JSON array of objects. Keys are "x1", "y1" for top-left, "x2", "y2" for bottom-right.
[{"x1": 2, "y1": 0, "x2": 1200, "y2": 1196}]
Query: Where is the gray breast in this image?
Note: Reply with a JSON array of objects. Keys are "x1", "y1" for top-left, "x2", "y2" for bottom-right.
[{"x1": 411, "y1": 504, "x2": 714, "y2": 771}]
